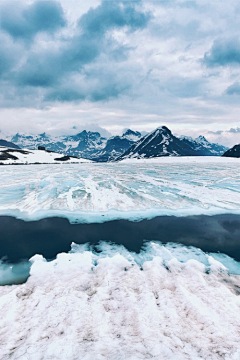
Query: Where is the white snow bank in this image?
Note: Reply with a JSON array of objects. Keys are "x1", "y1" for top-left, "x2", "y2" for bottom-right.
[
  {"x1": 0, "y1": 242, "x2": 240, "y2": 359},
  {"x1": 0, "y1": 146, "x2": 92, "y2": 164},
  {"x1": 0, "y1": 158, "x2": 239, "y2": 222}
]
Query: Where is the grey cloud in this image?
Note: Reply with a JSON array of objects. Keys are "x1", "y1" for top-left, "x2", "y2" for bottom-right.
[
  {"x1": 225, "y1": 82, "x2": 240, "y2": 95},
  {"x1": 208, "y1": 130, "x2": 223, "y2": 135},
  {"x1": 2, "y1": 1, "x2": 150, "y2": 103},
  {"x1": 79, "y1": 2, "x2": 150, "y2": 35},
  {"x1": 0, "y1": 1, "x2": 66, "y2": 41},
  {"x1": 45, "y1": 64, "x2": 132, "y2": 102},
  {"x1": 229, "y1": 127, "x2": 240, "y2": 133},
  {"x1": 208, "y1": 127, "x2": 240, "y2": 135},
  {"x1": 0, "y1": 34, "x2": 18, "y2": 77},
  {"x1": 164, "y1": 77, "x2": 206, "y2": 98},
  {"x1": 203, "y1": 38, "x2": 240, "y2": 67}
]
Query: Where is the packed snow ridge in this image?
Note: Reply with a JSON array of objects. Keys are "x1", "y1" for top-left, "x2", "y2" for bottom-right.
[
  {"x1": 0, "y1": 242, "x2": 240, "y2": 360},
  {"x1": 0, "y1": 157, "x2": 239, "y2": 221}
]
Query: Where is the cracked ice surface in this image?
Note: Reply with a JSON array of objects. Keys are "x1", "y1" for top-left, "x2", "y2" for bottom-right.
[
  {"x1": 0, "y1": 243, "x2": 240, "y2": 360},
  {"x1": 0, "y1": 157, "x2": 239, "y2": 222}
]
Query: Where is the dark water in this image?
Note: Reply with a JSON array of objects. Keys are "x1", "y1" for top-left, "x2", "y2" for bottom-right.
[{"x1": 1, "y1": 214, "x2": 240, "y2": 263}]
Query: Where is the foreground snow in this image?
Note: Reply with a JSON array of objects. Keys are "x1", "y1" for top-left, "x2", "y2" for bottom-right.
[
  {"x1": 0, "y1": 242, "x2": 240, "y2": 360},
  {"x1": 0, "y1": 157, "x2": 239, "y2": 221}
]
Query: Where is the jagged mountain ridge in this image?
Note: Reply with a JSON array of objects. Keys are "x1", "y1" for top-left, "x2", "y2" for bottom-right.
[
  {"x1": 91, "y1": 130, "x2": 143, "y2": 162},
  {"x1": 117, "y1": 126, "x2": 228, "y2": 160},
  {"x1": 179, "y1": 135, "x2": 228, "y2": 156},
  {"x1": 117, "y1": 126, "x2": 199, "y2": 160},
  {"x1": 9, "y1": 129, "x2": 143, "y2": 162}
]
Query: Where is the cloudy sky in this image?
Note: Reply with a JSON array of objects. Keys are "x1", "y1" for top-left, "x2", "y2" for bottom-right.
[{"x1": 0, "y1": 0, "x2": 240, "y2": 146}]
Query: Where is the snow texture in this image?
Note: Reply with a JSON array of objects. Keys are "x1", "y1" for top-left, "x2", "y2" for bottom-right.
[
  {"x1": 0, "y1": 157, "x2": 239, "y2": 222},
  {"x1": 0, "y1": 242, "x2": 240, "y2": 360}
]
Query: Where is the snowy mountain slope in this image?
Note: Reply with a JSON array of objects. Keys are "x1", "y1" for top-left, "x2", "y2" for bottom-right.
[
  {"x1": 117, "y1": 126, "x2": 199, "y2": 160},
  {"x1": 92, "y1": 129, "x2": 142, "y2": 162},
  {"x1": 180, "y1": 135, "x2": 228, "y2": 156},
  {"x1": 122, "y1": 129, "x2": 142, "y2": 142},
  {"x1": 0, "y1": 147, "x2": 92, "y2": 164},
  {"x1": 222, "y1": 144, "x2": 240, "y2": 158},
  {"x1": 117, "y1": 126, "x2": 229, "y2": 160},
  {"x1": 0, "y1": 139, "x2": 20, "y2": 149}
]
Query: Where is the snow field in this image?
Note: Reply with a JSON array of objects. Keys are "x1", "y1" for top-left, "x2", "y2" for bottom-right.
[{"x1": 0, "y1": 242, "x2": 240, "y2": 360}]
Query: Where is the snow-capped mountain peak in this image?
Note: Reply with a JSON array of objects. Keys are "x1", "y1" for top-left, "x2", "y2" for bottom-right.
[{"x1": 122, "y1": 129, "x2": 142, "y2": 142}]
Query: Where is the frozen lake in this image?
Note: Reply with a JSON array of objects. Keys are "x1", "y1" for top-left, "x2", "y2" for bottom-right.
[{"x1": 0, "y1": 157, "x2": 239, "y2": 222}]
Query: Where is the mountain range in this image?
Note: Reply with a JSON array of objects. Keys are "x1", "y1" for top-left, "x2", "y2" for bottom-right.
[
  {"x1": 5, "y1": 126, "x2": 228, "y2": 161},
  {"x1": 8, "y1": 129, "x2": 142, "y2": 162}
]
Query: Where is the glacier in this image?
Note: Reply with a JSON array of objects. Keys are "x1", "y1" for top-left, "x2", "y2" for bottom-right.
[{"x1": 0, "y1": 157, "x2": 239, "y2": 222}]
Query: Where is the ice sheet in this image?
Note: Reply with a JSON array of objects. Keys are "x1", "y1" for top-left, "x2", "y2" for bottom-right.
[
  {"x1": 0, "y1": 242, "x2": 240, "y2": 359},
  {"x1": 0, "y1": 157, "x2": 239, "y2": 222}
]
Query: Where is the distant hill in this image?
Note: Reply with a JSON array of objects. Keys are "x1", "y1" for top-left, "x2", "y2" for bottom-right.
[
  {"x1": 222, "y1": 144, "x2": 240, "y2": 158},
  {"x1": 0, "y1": 139, "x2": 20, "y2": 149}
]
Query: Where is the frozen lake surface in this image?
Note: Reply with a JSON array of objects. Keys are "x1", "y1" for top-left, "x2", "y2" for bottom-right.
[{"x1": 0, "y1": 157, "x2": 239, "y2": 222}]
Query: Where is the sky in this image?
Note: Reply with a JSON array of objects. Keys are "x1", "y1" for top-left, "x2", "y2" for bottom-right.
[{"x1": 0, "y1": 0, "x2": 240, "y2": 146}]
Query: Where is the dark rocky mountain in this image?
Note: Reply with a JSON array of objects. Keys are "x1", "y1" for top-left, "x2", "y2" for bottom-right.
[
  {"x1": 92, "y1": 129, "x2": 142, "y2": 162},
  {"x1": 117, "y1": 126, "x2": 200, "y2": 160},
  {"x1": 0, "y1": 139, "x2": 20, "y2": 149},
  {"x1": 222, "y1": 144, "x2": 240, "y2": 158},
  {"x1": 179, "y1": 135, "x2": 228, "y2": 156}
]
